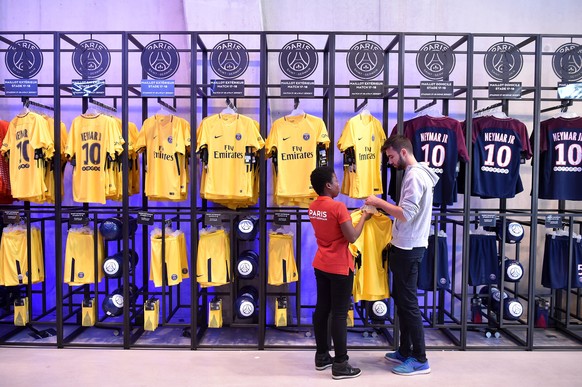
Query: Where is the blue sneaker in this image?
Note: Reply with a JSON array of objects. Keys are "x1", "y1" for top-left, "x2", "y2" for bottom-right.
[
  {"x1": 384, "y1": 350, "x2": 408, "y2": 364},
  {"x1": 392, "y1": 357, "x2": 431, "y2": 376}
]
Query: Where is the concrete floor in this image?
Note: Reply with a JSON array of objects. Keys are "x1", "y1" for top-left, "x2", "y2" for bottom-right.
[{"x1": 0, "y1": 347, "x2": 580, "y2": 387}]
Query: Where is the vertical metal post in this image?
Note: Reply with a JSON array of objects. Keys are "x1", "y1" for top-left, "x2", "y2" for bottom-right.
[
  {"x1": 258, "y1": 32, "x2": 268, "y2": 350},
  {"x1": 460, "y1": 34, "x2": 474, "y2": 350},
  {"x1": 527, "y1": 34, "x2": 542, "y2": 350},
  {"x1": 191, "y1": 32, "x2": 199, "y2": 350},
  {"x1": 121, "y1": 32, "x2": 130, "y2": 349},
  {"x1": 54, "y1": 31, "x2": 64, "y2": 348}
]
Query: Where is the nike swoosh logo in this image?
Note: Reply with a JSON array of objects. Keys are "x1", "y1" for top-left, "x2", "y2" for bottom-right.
[
  {"x1": 214, "y1": 135, "x2": 222, "y2": 139},
  {"x1": 357, "y1": 137, "x2": 363, "y2": 140},
  {"x1": 283, "y1": 137, "x2": 290, "y2": 141},
  {"x1": 153, "y1": 136, "x2": 157, "y2": 140}
]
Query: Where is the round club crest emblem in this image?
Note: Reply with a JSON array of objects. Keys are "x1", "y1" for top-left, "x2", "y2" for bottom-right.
[
  {"x1": 210, "y1": 39, "x2": 249, "y2": 80},
  {"x1": 552, "y1": 43, "x2": 582, "y2": 82},
  {"x1": 72, "y1": 39, "x2": 111, "y2": 79},
  {"x1": 5, "y1": 39, "x2": 44, "y2": 79},
  {"x1": 484, "y1": 42, "x2": 523, "y2": 81},
  {"x1": 141, "y1": 39, "x2": 180, "y2": 80},
  {"x1": 279, "y1": 39, "x2": 318, "y2": 80},
  {"x1": 346, "y1": 40, "x2": 384, "y2": 80},
  {"x1": 416, "y1": 40, "x2": 456, "y2": 80}
]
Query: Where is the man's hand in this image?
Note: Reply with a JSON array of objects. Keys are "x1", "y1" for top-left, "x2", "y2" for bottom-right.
[{"x1": 365, "y1": 195, "x2": 382, "y2": 207}]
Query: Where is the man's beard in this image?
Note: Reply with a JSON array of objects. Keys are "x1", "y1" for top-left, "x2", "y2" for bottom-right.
[{"x1": 394, "y1": 155, "x2": 406, "y2": 170}]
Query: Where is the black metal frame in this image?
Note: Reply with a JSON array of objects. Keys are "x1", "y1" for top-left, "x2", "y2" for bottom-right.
[{"x1": 0, "y1": 31, "x2": 581, "y2": 351}]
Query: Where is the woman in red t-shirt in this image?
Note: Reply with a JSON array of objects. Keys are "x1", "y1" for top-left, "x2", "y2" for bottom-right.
[{"x1": 308, "y1": 166, "x2": 371, "y2": 380}]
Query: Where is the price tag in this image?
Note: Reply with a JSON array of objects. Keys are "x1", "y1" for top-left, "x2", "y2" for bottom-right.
[
  {"x1": 274, "y1": 212, "x2": 291, "y2": 226},
  {"x1": 3, "y1": 211, "x2": 21, "y2": 224},
  {"x1": 205, "y1": 213, "x2": 223, "y2": 227},
  {"x1": 545, "y1": 215, "x2": 563, "y2": 229},
  {"x1": 137, "y1": 211, "x2": 154, "y2": 226},
  {"x1": 69, "y1": 212, "x2": 89, "y2": 225},
  {"x1": 479, "y1": 214, "x2": 497, "y2": 227}
]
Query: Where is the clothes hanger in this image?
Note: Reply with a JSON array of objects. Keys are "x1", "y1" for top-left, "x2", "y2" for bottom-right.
[
  {"x1": 84, "y1": 105, "x2": 99, "y2": 116},
  {"x1": 491, "y1": 107, "x2": 509, "y2": 119},
  {"x1": 18, "y1": 103, "x2": 30, "y2": 116},
  {"x1": 221, "y1": 98, "x2": 237, "y2": 115},
  {"x1": 287, "y1": 98, "x2": 305, "y2": 117}
]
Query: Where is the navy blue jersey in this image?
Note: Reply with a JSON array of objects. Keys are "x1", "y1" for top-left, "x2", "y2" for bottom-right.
[
  {"x1": 535, "y1": 117, "x2": 582, "y2": 200},
  {"x1": 472, "y1": 117, "x2": 532, "y2": 198},
  {"x1": 395, "y1": 116, "x2": 469, "y2": 205},
  {"x1": 542, "y1": 234, "x2": 582, "y2": 289},
  {"x1": 468, "y1": 234, "x2": 499, "y2": 286},
  {"x1": 418, "y1": 235, "x2": 450, "y2": 290}
]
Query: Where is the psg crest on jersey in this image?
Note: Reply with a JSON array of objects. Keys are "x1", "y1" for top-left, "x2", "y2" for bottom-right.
[
  {"x1": 416, "y1": 40, "x2": 456, "y2": 80},
  {"x1": 72, "y1": 39, "x2": 111, "y2": 79},
  {"x1": 346, "y1": 40, "x2": 384, "y2": 80},
  {"x1": 279, "y1": 39, "x2": 318, "y2": 80},
  {"x1": 5, "y1": 39, "x2": 44, "y2": 79},
  {"x1": 484, "y1": 42, "x2": 523, "y2": 81},
  {"x1": 141, "y1": 39, "x2": 180, "y2": 79},
  {"x1": 552, "y1": 43, "x2": 582, "y2": 82},
  {"x1": 210, "y1": 39, "x2": 249, "y2": 80}
]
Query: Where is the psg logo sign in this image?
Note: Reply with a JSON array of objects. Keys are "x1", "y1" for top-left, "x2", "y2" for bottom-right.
[
  {"x1": 346, "y1": 40, "x2": 384, "y2": 80},
  {"x1": 279, "y1": 39, "x2": 318, "y2": 80},
  {"x1": 416, "y1": 40, "x2": 456, "y2": 81},
  {"x1": 141, "y1": 39, "x2": 180, "y2": 80},
  {"x1": 484, "y1": 42, "x2": 523, "y2": 81},
  {"x1": 210, "y1": 39, "x2": 249, "y2": 80},
  {"x1": 5, "y1": 39, "x2": 44, "y2": 79},
  {"x1": 552, "y1": 43, "x2": 582, "y2": 82},
  {"x1": 72, "y1": 39, "x2": 111, "y2": 79}
]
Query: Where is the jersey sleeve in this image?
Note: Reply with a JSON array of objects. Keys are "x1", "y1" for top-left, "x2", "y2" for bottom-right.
[
  {"x1": 180, "y1": 117, "x2": 191, "y2": 151},
  {"x1": 337, "y1": 120, "x2": 354, "y2": 151},
  {"x1": 251, "y1": 119, "x2": 265, "y2": 150},
  {"x1": 174, "y1": 120, "x2": 187, "y2": 155},
  {"x1": 32, "y1": 114, "x2": 55, "y2": 159},
  {"x1": 518, "y1": 121, "x2": 532, "y2": 159},
  {"x1": 106, "y1": 117, "x2": 124, "y2": 158},
  {"x1": 196, "y1": 119, "x2": 209, "y2": 152},
  {"x1": 60, "y1": 122, "x2": 68, "y2": 158},
  {"x1": 454, "y1": 122, "x2": 469, "y2": 162},
  {"x1": 316, "y1": 120, "x2": 330, "y2": 147},
  {"x1": 247, "y1": 119, "x2": 264, "y2": 150},
  {"x1": 65, "y1": 118, "x2": 76, "y2": 158},
  {"x1": 135, "y1": 120, "x2": 148, "y2": 153},
  {"x1": 265, "y1": 122, "x2": 279, "y2": 158}
]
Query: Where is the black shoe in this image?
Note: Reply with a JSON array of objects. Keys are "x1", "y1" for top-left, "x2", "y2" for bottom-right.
[
  {"x1": 315, "y1": 353, "x2": 333, "y2": 371},
  {"x1": 331, "y1": 360, "x2": 362, "y2": 380}
]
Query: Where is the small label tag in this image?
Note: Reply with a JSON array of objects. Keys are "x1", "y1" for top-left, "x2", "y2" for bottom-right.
[
  {"x1": 205, "y1": 213, "x2": 223, "y2": 227},
  {"x1": 137, "y1": 211, "x2": 154, "y2": 226},
  {"x1": 420, "y1": 81, "x2": 454, "y2": 98},
  {"x1": 3, "y1": 211, "x2": 21, "y2": 224},
  {"x1": 141, "y1": 79, "x2": 175, "y2": 97},
  {"x1": 545, "y1": 215, "x2": 563, "y2": 229},
  {"x1": 72, "y1": 79, "x2": 106, "y2": 97},
  {"x1": 4, "y1": 79, "x2": 38, "y2": 96},
  {"x1": 274, "y1": 212, "x2": 291, "y2": 226},
  {"x1": 349, "y1": 80, "x2": 383, "y2": 97},
  {"x1": 210, "y1": 79, "x2": 245, "y2": 97},
  {"x1": 70, "y1": 212, "x2": 89, "y2": 225},
  {"x1": 479, "y1": 214, "x2": 497, "y2": 227},
  {"x1": 280, "y1": 80, "x2": 315, "y2": 97},
  {"x1": 488, "y1": 82, "x2": 522, "y2": 99}
]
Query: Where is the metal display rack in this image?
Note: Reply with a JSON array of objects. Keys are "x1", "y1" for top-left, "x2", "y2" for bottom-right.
[{"x1": 0, "y1": 31, "x2": 581, "y2": 351}]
